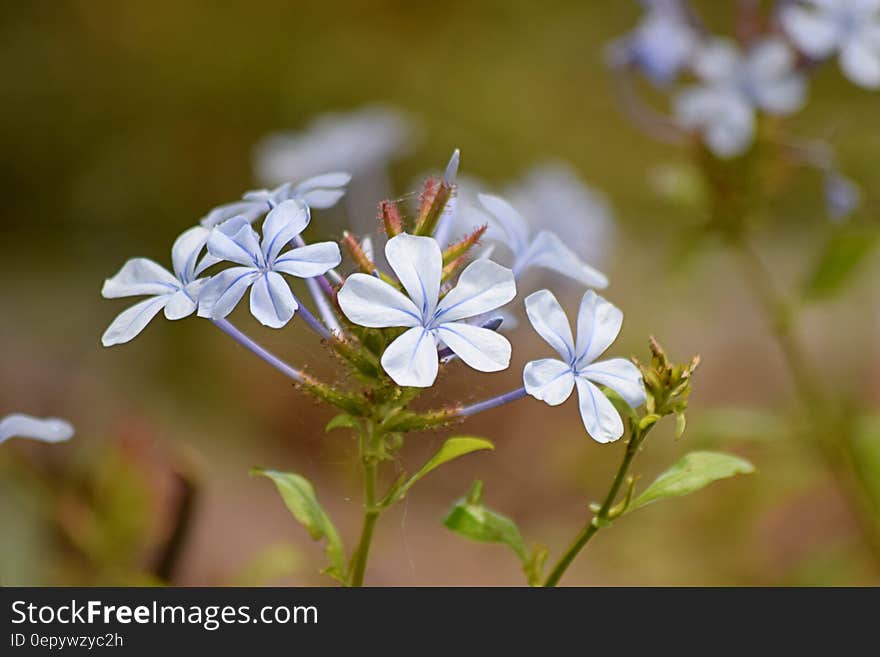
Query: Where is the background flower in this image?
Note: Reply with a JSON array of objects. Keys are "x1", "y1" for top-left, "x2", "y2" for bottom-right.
[{"x1": 0, "y1": 414, "x2": 74, "y2": 445}]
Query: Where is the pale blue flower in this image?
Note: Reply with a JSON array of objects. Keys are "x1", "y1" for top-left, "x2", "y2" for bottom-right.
[
  {"x1": 0, "y1": 414, "x2": 74, "y2": 445},
  {"x1": 338, "y1": 233, "x2": 516, "y2": 387},
  {"x1": 198, "y1": 200, "x2": 341, "y2": 328},
  {"x1": 675, "y1": 38, "x2": 807, "y2": 157},
  {"x1": 523, "y1": 289, "x2": 645, "y2": 443},
  {"x1": 200, "y1": 173, "x2": 351, "y2": 227},
  {"x1": 102, "y1": 226, "x2": 218, "y2": 346},
  {"x1": 781, "y1": 0, "x2": 880, "y2": 89},
  {"x1": 825, "y1": 171, "x2": 861, "y2": 221}
]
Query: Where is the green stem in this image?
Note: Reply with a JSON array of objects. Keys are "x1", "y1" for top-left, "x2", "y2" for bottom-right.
[
  {"x1": 731, "y1": 238, "x2": 880, "y2": 567},
  {"x1": 543, "y1": 422, "x2": 650, "y2": 587},
  {"x1": 348, "y1": 420, "x2": 383, "y2": 587}
]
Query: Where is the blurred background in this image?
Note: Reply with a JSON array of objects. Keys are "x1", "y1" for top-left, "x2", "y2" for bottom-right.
[{"x1": 1, "y1": 0, "x2": 879, "y2": 586}]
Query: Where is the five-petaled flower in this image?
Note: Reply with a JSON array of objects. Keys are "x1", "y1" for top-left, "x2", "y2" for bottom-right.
[
  {"x1": 466, "y1": 193, "x2": 609, "y2": 289},
  {"x1": 523, "y1": 289, "x2": 646, "y2": 443},
  {"x1": 1, "y1": 414, "x2": 74, "y2": 445},
  {"x1": 675, "y1": 38, "x2": 806, "y2": 157},
  {"x1": 200, "y1": 173, "x2": 351, "y2": 227},
  {"x1": 781, "y1": 0, "x2": 880, "y2": 89},
  {"x1": 198, "y1": 200, "x2": 342, "y2": 328},
  {"x1": 102, "y1": 226, "x2": 218, "y2": 346},
  {"x1": 338, "y1": 233, "x2": 516, "y2": 387}
]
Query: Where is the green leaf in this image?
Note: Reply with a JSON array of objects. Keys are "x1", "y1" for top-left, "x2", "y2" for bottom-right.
[
  {"x1": 325, "y1": 413, "x2": 359, "y2": 433},
  {"x1": 627, "y1": 451, "x2": 755, "y2": 513},
  {"x1": 443, "y1": 480, "x2": 527, "y2": 562},
  {"x1": 803, "y1": 227, "x2": 879, "y2": 301},
  {"x1": 384, "y1": 436, "x2": 493, "y2": 505},
  {"x1": 251, "y1": 469, "x2": 346, "y2": 581}
]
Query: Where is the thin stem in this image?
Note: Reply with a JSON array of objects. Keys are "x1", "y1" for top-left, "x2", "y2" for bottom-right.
[
  {"x1": 305, "y1": 277, "x2": 342, "y2": 335},
  {"x1": 211, "y1": 318, "x2": 304, "y2": 383},
  {"x1": 291, "y1": 295, "x2": 332, "y2": 341},
  {"x1": 458, "y1": 387, "x2": 528, "y2": 417},
  {"x1": 543, "y1": 422, "x2": 649, "y2": 587},
  {"x1": 348, "y1": 420, "x2": 382, "y2": 587},
  {"x1": 731, "y1": 239, "x2": 880, "y2": 566}
]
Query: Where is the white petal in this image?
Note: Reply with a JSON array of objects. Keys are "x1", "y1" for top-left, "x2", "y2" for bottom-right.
[
  {"x1": 197, "y1": 267, "x2": 259, "y2": 319},
  {"x1": 580, "y1": 358, "x2": 646, "y2": 409},
  {"x1": 575, "y1": 377, "x2": 625, "y2": 443},
  {"x1": 477, "y1": 193, "x2": 531, "y2": 255},
  {"x1": 752, "y1": 74, "x2": 807, "y2": 114},
  {"x1": 171, "y1": 226, "x2": 212, "y2": 283},
  {"x1": 516, "y1": 230, "x2": 609, "y2": 288},
  {"x1": 273, "y1": 242, "x2": 342, "y2": 278},
  {"x1": 337, "y1": 273, "x2": 421, "y2": 328},
  {"x1": 293, "y1": 172, "x2": 351, "y2": 209},
  {"x1": 705, "y1": 96, "x2": 755, "y2": 158},
  {"x1": 102, "y1": 258, "x2": 179, "y2": 299},
  {"x1": 101, "y1": 295, "x2": 170, "y2": 346},
  {"x1": 780, "y1": 6, "x2": 839, "y2": 59},
  {"x1": 692, "y1": 39, "x2": 741, "y2": 83},
  {"x1": 522, "y1": 358, "x2": 575, "y2": 406},
  {"x1": 434, "y1": 259, "x2": 516, "y2": 324},
  {"x1": 523, "y1": 289, "x2": 576, "y2": 361},
  {"x1": 261, "y1": 199, "x2": 310, "y2": 262},
  {"x1": 435, "y1": 322, "x2": 511, "y2": 372},
  {"x1": 0, "y1": 414, "x2": 74, "y2": 445},
  {"x1": 841, "y1": 37, "x2": 880, "y2": 89},
  {"x1": 163, "y1": 289, "x2": 198, "y2": 320},
  {"x1": 200, "y1": 200, "x2": 265, "y2": 227},
  {"x1": 249, "y1": 271, "x2": 298, "y2": 328},
  {"x1": 207, "y1": 221, "x2": 264, "y2": 267},
  {"x1": 380, "y1": 326, "x2": 439, "y2": 387},
  {"x1": 747, "y1": 39, "x2": 797, "y2": 80},
  {"x1": 574, "y1": 289, "x2": 624, "y2": 366},
  {"x1": 384, "y1": 233, "x2": 442, "y2": 317}
]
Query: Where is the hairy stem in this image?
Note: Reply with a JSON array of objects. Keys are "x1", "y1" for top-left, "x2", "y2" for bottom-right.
[
  {"x1": 543, "y1": 421, "x2": 650, "y2": 587},
  {"x1": 348, "y1": 420, "x2": 383, "y2": 587}
]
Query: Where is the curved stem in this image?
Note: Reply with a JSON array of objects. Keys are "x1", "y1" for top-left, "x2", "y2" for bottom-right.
[
  {"x1": 543, "y1": 421, "x2": 650, "y2": 587},
  {"x1": 211, "y1": 319, "x2": 304, "y2": 383},
  {"x1": 291, "y1": 295, "x2": 332, "y2": 341},
  {"x1": 458, "y1": 387, "x2": 528, "y2": 418}
]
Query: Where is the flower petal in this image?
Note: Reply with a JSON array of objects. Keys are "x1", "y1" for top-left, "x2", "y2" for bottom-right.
[
  {"x1": 780, "y1": 5, "x2": 839, "y2": 59},
  {"x1": 101, "y1": 295, "x2": 170, "y2": 346},
  {"x1": 293, "y1": 172, "x2": 351, "y2": 209},
  {"x1": 207, "y1": 221, "x2": 263, "y2": 267},
  {"x1": 692, "y1": 38, "x2": 741, "y2": 82},
  {"x1": 249, "y1": 271, "x2": 298, "y2": 328},
  {"x1": 523, "y1": 358, "x2": 575, "y2": 406},
  {"x1": 337, "y1": 273, "x2": 421, "y2": 328},
  {"x1": 380, "y1": 326, "x2": 439, "y2": 387},
  {"x1": 580, "y1": 358, "x2": 646, "y2": 409},
  {"x1": 171, "y1": 226, "x2": 212, "y2": 283},
  {"x1": 102, "y1": 258, "x2": 179, "y2": 299},
  {"x1": 261, "y1": 199, "x2": 310, "y2": 262},
  {"x1": 752, "y1": 74, "x2": 806, "y2": 115},
  {"x1": 0, "y1": 414, "x2": 74, "y2": 445},
  {"x1": 477, "y1": 193, "x2": 530, "y2": 254},
  {"x1": 516, "y1": 230, "x2": 609, "y2": 288},
  {"x1": 273, "y1": 242, "x2": 342, "y2": 278},
  {"x1": 436, "y1": 322, "x2": 512, "y2": 372},
  {"x1": 574, "y1": 289, "x2": 623, "y2": 366},
  {"x1": 200, "y1": 200, "x2": 265, "y2": 227},
  {"x1": 197, "y1": 267, "x2": 259, "y2": 319},
  {"x1": 841, "y1": 37, "x2": 880, "y2": 89},
  {"x1": 575, "y1": 377, "x2": 624, "y2": 443},
  {"x1": 384, "y1": 233, "x2": 442, "y2": 317},
  {"x1": 523, "y1": 289, "x2": 576, "y2": 361},
  {"x1": 163, "y1": 289, "x2": 198, "y2": 320},
  {"x1": 434, "y1": 259, "x2": 516, "y2": 324}
]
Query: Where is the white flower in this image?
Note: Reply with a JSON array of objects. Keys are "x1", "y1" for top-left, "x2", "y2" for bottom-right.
[
  {"x1": 613, "y1": 0, "x2": 700, "y2": 85},
  {"x1": 781, "y1": 0, "x2": 880, "y2": 89},
  {"x1": 102, "y1": 226, "x2": 218, "y2": 346},
  {"x1": 198, "y1": 200, "x2": 341, "y2": 328},
  {"x1": 1, "y1": 414, "x2": 74, "y2": 445},
  {"x1": 200, "y1": 174, "x2": 351, "y2": 227},
  {"x1": 465, "y1": 193, "x2": 609, "y2": 289},
  {"x1": 337, "y1": 233, "x2": 516, "y2": 387},
  {"x1": 675, "y1": 38, "x2": 807, "y2": 157},
  {"x1": 523, "y1": 289, "x2": 645, "y2": 443}
]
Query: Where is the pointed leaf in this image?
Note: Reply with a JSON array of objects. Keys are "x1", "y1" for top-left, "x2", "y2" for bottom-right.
[
  {"x1": 252, "y1": 469, "x2": 346, "y2": 580},
  {"x1": 627, "y1": 451, "x2": 754, "y2": 513},
  {"x1": 325, "y1": 414, "x2": 359, "y2": 433},
  {"x1": 443, "y1": 480, "x2": 527, "y2": 562}
]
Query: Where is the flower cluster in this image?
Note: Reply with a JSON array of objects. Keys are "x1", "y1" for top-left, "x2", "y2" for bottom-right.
[
  {"x1": 610, "y1": 0, "x2": 877, "y2": 218},
  {"x1": 101, "y1": 151, "x2": 645, "y2": 443}
]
